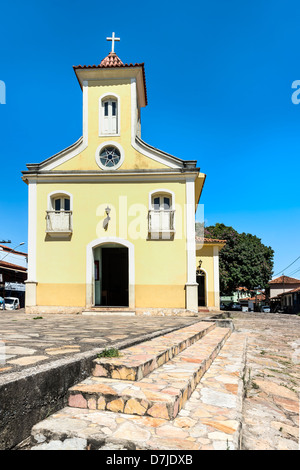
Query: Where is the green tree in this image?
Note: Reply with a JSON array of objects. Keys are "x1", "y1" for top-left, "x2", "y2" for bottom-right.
[{"x1": 200, "y1": 223, "x2": 274, "y2": 295}]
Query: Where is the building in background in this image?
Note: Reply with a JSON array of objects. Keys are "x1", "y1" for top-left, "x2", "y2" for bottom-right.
[
  {"x1": 0, "y1": 245, "x2": 27, "y2": 308},
  {"x1": 268, "y1": 275, "x2": 300, "y2": 312},
  {"x1": 278, "y1": 286, "x2": 300, "y2": 314}
]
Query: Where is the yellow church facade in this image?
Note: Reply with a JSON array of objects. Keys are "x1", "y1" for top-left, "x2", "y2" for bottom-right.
[{"x1": 22, "y1": 43, "x2": 224, "y2": 315}]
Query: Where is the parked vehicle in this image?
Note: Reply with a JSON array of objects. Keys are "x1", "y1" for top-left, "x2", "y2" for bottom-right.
[
  {"x1": 220, "y1": 303, "x2": 230, "y2": 310},
  {"x1": 4, "y1": 297, "x2": 20, "y2": 310},
  {"x1": 228, "y1": 302, "x2": 242, "y2": 311},
  {"x1": 261, "y1": 305, "x2": 270, "y2": 313}
]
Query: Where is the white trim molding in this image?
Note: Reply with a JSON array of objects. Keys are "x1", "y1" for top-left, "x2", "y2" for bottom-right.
[
  {"x1": 47, "y1": 190, "x2": 73, "y2": 211},
  {"x1": 148, "y1": 188, "x2": 175, "y2": 210},
  {"x1": 185, "y1": 177, "x2": 198, "y2": 311},
  {"x1": 196, "y1": 267, "x2": 209, "y2": 308},
  {"x1": 213, "y1": 245, "x2": 220, "y2": 308},
  {"x1": 25, "y1": 180, "x2": 37, "y2": 308},
  {"x1": 186, "y1": 177, "x2": 196, "y2": 285},
  {"x1": 82, "y1": 80, "x2": 89, "y2": 147},
  {"x1": 27, "y1": 181, "x2": 37, "y2": 282},
  {"x1": 86, "y1": 237, "x2": 135, "y2": 308}
]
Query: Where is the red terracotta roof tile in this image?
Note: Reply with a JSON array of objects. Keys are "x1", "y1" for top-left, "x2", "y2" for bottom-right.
[
  {"x1": 0, "y1": 260, "x2": 27, "y2": 272},
  {"x1": 269, "y1": 275, "x2": 300, "y2": 284},
  {"x1": 241, "y1": 294, "x2": 266, "y2": 301},
  {"x1": 0, "y1": 244, "x2": 27, "y2": 257},
  {"x1": 73, "y1": 53, "x2": 148, "y2": 105},
  {"x1": 278, "y1": 286, "x2": 300, "y2": 295},
  {"x1": 99, "y1": 52, "x2": 124, "y2": 67},
  {"x1": 195, "y1": 236, "x2": 226, "y2": 244}
]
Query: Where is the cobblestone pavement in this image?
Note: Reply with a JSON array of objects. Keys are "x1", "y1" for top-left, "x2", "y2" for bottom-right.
[
  {"x1": 232, "y1": 312, "x2": 300, "y2": 450},
  {"x1": 0, "y1": 311, "x2": 200, "y2": 376},
  {"x1": 1, "y1": 310, "x2": 299, "y2": 450}
]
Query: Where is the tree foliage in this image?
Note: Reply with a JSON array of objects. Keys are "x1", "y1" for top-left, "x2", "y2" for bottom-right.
[{"x1": 197, "y1": 223, "x2": 274, "y2": 295}]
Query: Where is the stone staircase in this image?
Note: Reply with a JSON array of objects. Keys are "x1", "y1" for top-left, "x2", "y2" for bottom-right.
[
  {"x1": 82, "y1": 307, "x2": 136, "y2": 316},
  {"x1": 29, "y1": 321, "x2": 247, "y2": 450}
]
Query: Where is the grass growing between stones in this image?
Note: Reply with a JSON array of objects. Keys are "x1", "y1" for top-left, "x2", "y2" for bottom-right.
[{"x1": 97, "y1": 347, "x2": 121, "y2": 358}]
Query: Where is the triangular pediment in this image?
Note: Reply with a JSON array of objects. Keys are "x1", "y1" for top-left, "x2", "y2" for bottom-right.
[{"x1": 26, "y1": 135, "x2": 197, "y2": 173}]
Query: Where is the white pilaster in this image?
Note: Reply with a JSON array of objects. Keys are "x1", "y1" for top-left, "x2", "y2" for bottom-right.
[
  {"x1": 82, "y1": 80, "x2": 89, "y2": 147},
  {"x1": 27, "y1": 180, "x2": 37, "y2": 282},
  {"x1": 213, "y1": 245, "x2": 220, "y2": 308},
  {"x1": 130, "y1": 78, "x2": 137, "y2": 142},
  {"x1": 25, "y1": 180, "x2": 37, "y2": 307},
  {"x1": 185, "y1": 177, "x2": 198, "y2": 311}
]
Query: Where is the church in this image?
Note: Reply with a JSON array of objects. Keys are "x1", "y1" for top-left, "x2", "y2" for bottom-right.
[{"x1": 22, "y1": 34, "x2": 224, "y2": 315}]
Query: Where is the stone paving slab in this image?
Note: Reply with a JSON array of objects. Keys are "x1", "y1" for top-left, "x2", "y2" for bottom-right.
[
  {"x1": 92, "y1": 321, "x2": 215, "y2": 381},
  {"x1": 0, "y1": 312, "x2": 201, "y2": 378},
  {"x1": 232, "y1": 312, "x2": 300, "y2": 450},
  {"x1": 30, "y1": 331, "x2": 245, "y2": 450}
]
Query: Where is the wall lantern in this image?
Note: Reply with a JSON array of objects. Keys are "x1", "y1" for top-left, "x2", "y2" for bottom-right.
[
  {"x1": 196, "y1": 259, "x2": 203, "y2": 275},
  {"x1": 103, "y1": 206, "x2": 111, "y2": 231}
]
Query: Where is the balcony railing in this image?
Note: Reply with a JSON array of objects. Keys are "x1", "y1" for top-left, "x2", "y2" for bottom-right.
[
  {"x1": 148, "y1": 210, "x2": 175, "y2": 238},
  {"x1": 46, "y1": 211, "x2": 72, "y2": 236}
]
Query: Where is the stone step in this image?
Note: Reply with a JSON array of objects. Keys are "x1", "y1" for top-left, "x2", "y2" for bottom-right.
[
  {"x1": 30, "y1": 331, "x2": 246, "y2": 450},
  {"x1": 82, "y1": 308, "x2": 136, "y2": 316},
  {"x1": 92, "y1": 321, "x2": 216, "y2": 381},
  {"x1": 68, "y1": 327, "x2": 231, "y2": 420}
]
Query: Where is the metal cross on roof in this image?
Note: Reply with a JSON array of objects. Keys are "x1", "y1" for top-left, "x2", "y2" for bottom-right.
[{"x1": 106, "y1": 32, "x2": 120, "y2": 54}]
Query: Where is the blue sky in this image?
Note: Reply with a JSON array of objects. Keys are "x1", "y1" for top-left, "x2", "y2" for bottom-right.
[{"x1": 0, "y1": 0, "x2": 299, "y2": 278}]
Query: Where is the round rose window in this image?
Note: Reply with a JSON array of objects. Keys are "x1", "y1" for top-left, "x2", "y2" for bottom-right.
[{"x1": 99, "y1": 146, "x2": 121, "y2": 168}]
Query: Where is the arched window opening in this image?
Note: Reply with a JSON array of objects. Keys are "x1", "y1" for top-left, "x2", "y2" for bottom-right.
[
  {"x1": 52, "y1": 196, "x2": 71, "y2": 212},
  {"x1": 100, "y1": 96, "x2": 119, "y2": 135},
  {"x1": 148, "y1": 191, "x2": 175, "y2": 239},
  {"x1": 46, "y1": 192, "x2": 72, "y2": 237}
]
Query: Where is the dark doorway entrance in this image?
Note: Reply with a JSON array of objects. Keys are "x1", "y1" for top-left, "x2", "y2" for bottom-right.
[
  {"x1": 197, "y1": 271, "x2": 206, "y2": 307},
  {"x1": 100, "y1": 247, "x2": 129, "y2": 307}
]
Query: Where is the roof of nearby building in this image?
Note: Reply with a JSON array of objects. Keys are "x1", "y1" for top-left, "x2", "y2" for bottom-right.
[
  {"x1": 277, "y1": 286, "x2": 300, "y2": 296},
  {"x1": 240, "y1": 293, "x2": 266, "y2": 302},
  {"x1": 269, "y1": 275, "x2": 300, "y2": 284},
  {"x1": 0, "y1": 245, "x2": 27, "y2": 257},
  {"x1": 0, "y1": 260, "x2": 27, "y2": 273},
  {"x1": 195, "y1": 236, "x2": 226, "y2": 244}
]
